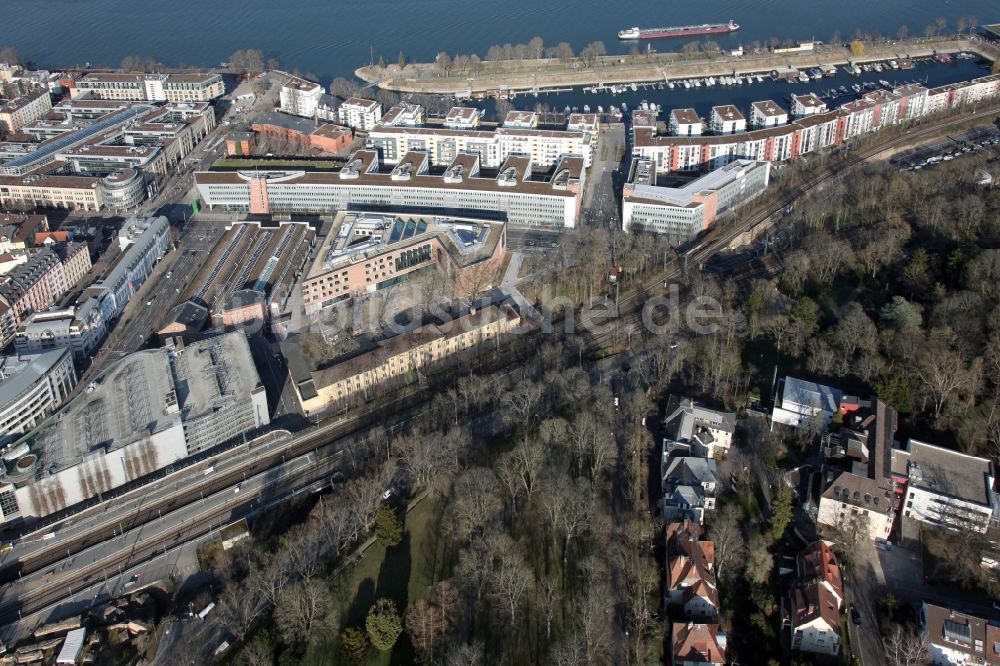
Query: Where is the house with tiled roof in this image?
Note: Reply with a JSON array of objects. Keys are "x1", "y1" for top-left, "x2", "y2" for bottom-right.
[
  {"x1": 796, "y1": 540, "x2": 844, "y2": 608},
  {"x1": 671, "y1": 622, "x2": 726, "y2": 665},
  {"x1": 666, "y1": 521, "x2": 719, "y2": 620},
  {"x1": 786, "y1": 539, "x2": 844, "y2": 656},
  {"x1": 788, "y1": 582, "x2": 841, "y2": 656}
]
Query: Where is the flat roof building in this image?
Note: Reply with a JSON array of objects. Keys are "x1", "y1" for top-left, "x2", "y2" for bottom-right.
[
  {"x1": 750, "y1": 100, "x2": 788, "y2": 128},
  {"x1": 72, "y1": 72, "x2": 225, "y2": 103},
  {"x1": 0, "y1": 348, "x2": 76, "y2": 448},
  {"x1": 280, "y1": 76, "x2": 325, "y2": 118},
  {"x1": 169, "y1": 219, "x2": 316, "y2": 329},
  {"x1": 338, "y1": 97, "x2": 382, "y2": 131},
  {"x1": 195, "y1": 149, "x2": 585, "y2": 228},
  {"x1": 302, "y1": 209, "x2": 505, "y2": 313},
  {"x1": 0, "y1": 332, "x2": 268, "y2": 523},
  {"x1": 623, "y1": 158, "x2": 770, "y2": 243}
]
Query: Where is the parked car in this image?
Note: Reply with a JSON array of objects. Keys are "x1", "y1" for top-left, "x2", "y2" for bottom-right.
[{"x1": 850, "y1": 605, "x2": 862, "y2": 626}]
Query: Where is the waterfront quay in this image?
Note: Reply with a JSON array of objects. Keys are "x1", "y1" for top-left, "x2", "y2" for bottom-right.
[{"x1": 357, "y1": 36, "x2": 998, "y2": 95}]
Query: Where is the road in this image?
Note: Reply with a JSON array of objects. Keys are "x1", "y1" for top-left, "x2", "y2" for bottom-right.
[{"x1": 582, "y1": 123, "x2": 626, "y2": 229}]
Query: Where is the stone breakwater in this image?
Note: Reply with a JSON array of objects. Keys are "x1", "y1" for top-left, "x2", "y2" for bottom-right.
[{"x1": 356, "y1": 37, "x2": 997, "y2": 95}]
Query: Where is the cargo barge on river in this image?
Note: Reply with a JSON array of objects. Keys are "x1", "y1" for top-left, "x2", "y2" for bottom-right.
[{"x1": 618, "y1": 21, "x2": 739, "y2": 40}]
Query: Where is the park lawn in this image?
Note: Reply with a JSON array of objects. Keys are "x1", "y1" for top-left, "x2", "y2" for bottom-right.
[{"x1": 308, "y1": 495, "x2": 443, "y2": 666}]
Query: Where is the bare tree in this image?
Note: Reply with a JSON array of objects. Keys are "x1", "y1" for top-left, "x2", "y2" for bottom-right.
[
  {"x1": 541, "y1": 471, "x2": 594, "y2": 563},
  {"x1": 915, "y1": 329, "x2": 981, "y2": 419},
  {"x1": 709, "y1": 503, "x2": 745, "y2": 582},
  {"x1": 406, "y1": 599, "x2": 447, "y2": 658},
  {"x1": 883, "y1": 625, "x2": 929, "y2": 666},
  {"x1": 274, "y1": 578, "x2": 333, "y2": 647},
  {"x1": 448, "y1": 467, "x2": 503, "y2": 542},
  {"x1": 502, "y1": 379, "x2": 544, "y2": 442},
  {"x1": 217, "y1": 570, "x2": 270, "y2": 642},
  {"x1": 486, "y1": 532, "x2": 535, "y2": 623}
]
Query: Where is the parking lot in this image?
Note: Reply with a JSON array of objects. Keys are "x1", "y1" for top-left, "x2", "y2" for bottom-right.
[{"x1": 890, "y1": 123, "x2": 1000, "y2": 170}]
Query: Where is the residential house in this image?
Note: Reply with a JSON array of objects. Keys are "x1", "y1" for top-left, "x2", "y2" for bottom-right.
[
  {"x1": 665, "y1": 520, "x2": 719, "y2": 620},
  {"x1": 671, "y1": 622, "x2": 727, "y2": 666},
  {"x1": 920, "y1": 603, "x2": 987, "y2": 665},
  {"x1": 662, "y1": 457, "x2": 719, "y2": 523},
  {"x1": 788, "y1": 583, "x2": 842, "y2": 656},
  {"x1": 662, "y1": 396, "x2": 736, "y2": 458}
]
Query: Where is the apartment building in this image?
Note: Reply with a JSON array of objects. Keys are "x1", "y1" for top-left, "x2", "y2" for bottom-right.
[
  {"x1": 662, "y1": 395, "x2": 736, "y2": 458},
  {"x1": 750, "y1": 100, "x2": 789, "y2": 128},
  {"x1": 443, "y1": 106, "x2": 482, "y2": 129},
  {"x1": 194, "y1": 150, "x2": 585, "y2": 228},
  {"x1": 280, "y1": 76, "x2": 325, "y2": 118},
  {"x1": 622, "y1": 157, "x2": 771, "y2": 242},
  {"x1": 72, "y1": 72, "x2": 225, "y2": 102},
  {"x1": 296, "y1": 301, "x2": 521, "y2": 415},
  {"x1": 788, "y1": 541, "x2": 844, "y2": 656},
  {"x1": 671, "y1": 623, "x2": 726, "y2": 666},
  {"x1": 670, "y1": 108, "x2": 704, "y2": 136},
  {"x1": 665, "y1": 520, "x2": 719, "y2": 620},
  {"x1": 0, "y1": 89, "x2": 52, "y2": 134},
  {"x1": 631, "y1": 75, "x2": 1000, "y2": 174},
  {"x1": 920, "y1": 603, "x2": 988, "y2": 665},
  {"x1": 338, "y1": 97, "x2": 383, "y2": 130},
  {"x1": 710, "y1": 105, "x2": 747, "y2": 134},
  {"x1": 0, "y1": 348, "x2": 76, "y2": 446},
  {"x1": 366, "y1": 122, "x2": 593, "y2": 168}
]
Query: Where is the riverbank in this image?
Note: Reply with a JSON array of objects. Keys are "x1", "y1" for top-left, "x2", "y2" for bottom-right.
[{"x1": 356, "y1": 36, "x2": 999, "y2": 95}]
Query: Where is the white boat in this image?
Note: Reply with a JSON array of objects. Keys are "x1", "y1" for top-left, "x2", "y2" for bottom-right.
[
  {"x1": 874, "y1": 63, "x2": 883, "y2": 72},
  {"x1": 798, "y1": 71, "x2": 810, "y2": 82},
  {"x1": 597, "y1": 105, "x2": 604, "y2": 113},
  {"x1": 694, "y1": 78, "x2": 702, "y2": 87},
  {"x1": 683, "y1": 80, "x2": 691, "y2": 89},
  {"x1": 667, "y1": 81, "x2": 675, "y2": 89},
  {"x1": 583, "y1": 104, "x2": 591, "y2": 113},
  {"x1": 630, "y1": 82, "x2": 638, "y2": 91},
  {"x1": 706, "y1": 76, "x2": 715, "y2": 86}
]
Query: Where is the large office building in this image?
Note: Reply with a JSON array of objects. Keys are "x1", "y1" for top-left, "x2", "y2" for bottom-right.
[
  {"x1": 301, "y1": 210, "x2": 506, "y2": 313},
  {"x1": 0, "y1": 332, "x2": 268, "y2": 524},
  {"x1": 71, "y1": 72, "x2": 225, "y2": 103},
  {"x1": 195, "y1": 149, "x2": 585, "y2": 228},
  {"x1": 0, "y1": 348, "x2": 76, "y2": 447},
  {"x1": 0, "y1": 99, "x2": 214, "y2": 210},
  {"x1": 622, "y1": 158, "x2": 770, "y2": 242}
]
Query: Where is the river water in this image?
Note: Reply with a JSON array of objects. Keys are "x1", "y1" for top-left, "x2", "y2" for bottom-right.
[
  {"x1": 2, "y1": 0, "x2": 995, "y2": 117},
  {"x1": 3, "y1": 0, "x2": 996, "y2": 81}
]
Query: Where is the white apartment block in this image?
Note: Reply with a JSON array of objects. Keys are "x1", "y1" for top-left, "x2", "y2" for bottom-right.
[
  {"x1": 791, "y1": 93, "x2": 828, "y2": 117},
  {"x1": 443, "y1": 106, "x2": 482, "y2": 129},
  {"x1": 750, "y1": 100, "x2": 788, "y2": 128},
  {"x1": 280, "y1": 76, "x2": 325, "y2": 118},
  {"x1": 709, "y1": 105, "x2": 746, "y2": 134},
  {"x1": 338, "y1": 97, "x2": 383, "y2": 130},
  {"x1": 670, "y1": 108, "x2": 703, "y2": 136}
]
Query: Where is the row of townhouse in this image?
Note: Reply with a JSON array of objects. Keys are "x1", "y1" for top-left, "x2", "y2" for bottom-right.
[
  {"x1": 0, "y1": 243, "x2": 91, "y2": 348},
  {"x1": 665, "y1": 521, "x2": 728, "y2": 666},
  {"x1": 635, "y1": 74, "x2": 1000, "y2": 174}
]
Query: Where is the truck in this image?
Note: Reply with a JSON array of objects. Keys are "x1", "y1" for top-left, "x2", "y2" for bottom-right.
[{"x1": 197, "y1": 602, "x2": 216, "y2": 619}]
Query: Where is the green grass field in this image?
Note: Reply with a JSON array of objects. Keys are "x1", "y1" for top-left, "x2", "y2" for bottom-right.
[
  {"x1": 307, "y1": 496, "x2": 442, "y2": 665},
  {"x1": 211, "y1": 158, "x2": 345, "y2": 171}
]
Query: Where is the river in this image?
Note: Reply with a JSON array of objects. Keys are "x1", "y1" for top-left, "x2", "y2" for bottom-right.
[{"x1": 2, "y1": 0, "x2": 996, "y2": 84}]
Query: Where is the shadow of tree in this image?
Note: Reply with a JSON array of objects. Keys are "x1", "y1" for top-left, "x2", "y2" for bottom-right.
[{"x1": 376, "y1": 523, "x2": 415, "y2": 664}]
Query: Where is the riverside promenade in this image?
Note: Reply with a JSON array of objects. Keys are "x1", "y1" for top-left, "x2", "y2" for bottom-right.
[{"x1": 356, "y1": 36, "x2": 999, "y2": 95}]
